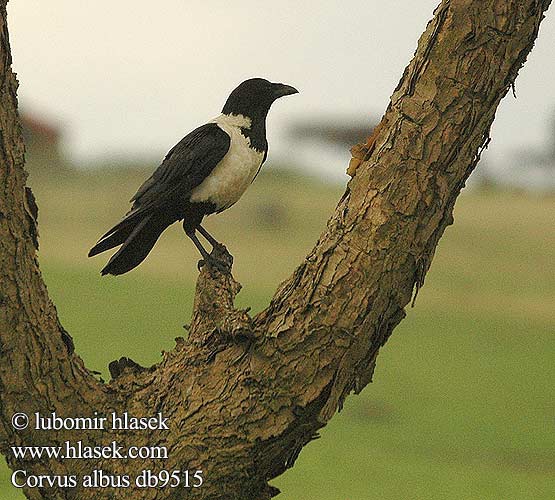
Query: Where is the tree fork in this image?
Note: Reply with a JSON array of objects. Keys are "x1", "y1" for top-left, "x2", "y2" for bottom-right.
[{"x1": 0, "y1": 1, "x2": 551, "y2": 499}]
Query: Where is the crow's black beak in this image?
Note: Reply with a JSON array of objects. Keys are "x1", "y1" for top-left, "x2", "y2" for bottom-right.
[{"x1": 272, "y1": 83, "x2": 299, "y2": 98}]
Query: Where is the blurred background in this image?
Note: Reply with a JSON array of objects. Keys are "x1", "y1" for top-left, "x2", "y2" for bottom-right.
[{"x1": 2, "y1": 1, "x2": 554, "y2": 499}]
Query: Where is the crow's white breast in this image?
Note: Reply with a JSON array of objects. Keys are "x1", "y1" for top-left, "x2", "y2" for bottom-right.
[{"x1": 190, "y1": 114, "x2": 264, "y2": 211}]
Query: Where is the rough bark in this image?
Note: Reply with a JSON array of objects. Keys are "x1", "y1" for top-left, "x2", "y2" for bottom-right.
[{"x1": 0, "y1": 0, "x2": 551, "y2": 499}]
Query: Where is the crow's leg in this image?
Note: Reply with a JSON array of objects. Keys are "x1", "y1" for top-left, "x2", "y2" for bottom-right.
[
  {"x1": 185, "y1": 230, "x2": 210, "y2": 271},
  {"x1": 197, "y1": 224, "x2": 224, "y2": 249},
  {"x1": 184, "y1": 223, "x2": 228, "y2": 273},
  {"x1": 197, "y1": 224, "x2": 232, "y2": 272},
  {"x1": 186, "y1": 229, "x2": 210, "y2": 260}
]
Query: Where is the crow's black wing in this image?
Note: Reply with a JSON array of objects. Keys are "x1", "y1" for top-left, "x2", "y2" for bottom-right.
[
  {"x1": 130, "y1": 122, "x2": 230, "y2": 211},
  {"x1": 93, "y1": 123, "x2": 230, "y2": 244}
]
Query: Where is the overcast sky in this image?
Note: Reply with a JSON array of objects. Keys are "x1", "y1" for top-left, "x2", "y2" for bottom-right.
[{"x1": 7, "y1": 1, "x2": 555, "y2": 179}]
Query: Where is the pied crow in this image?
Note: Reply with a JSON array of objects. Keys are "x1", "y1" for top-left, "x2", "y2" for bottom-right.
[{"x1": 88, "y1": 78, "x2": 298, "y2": 275}]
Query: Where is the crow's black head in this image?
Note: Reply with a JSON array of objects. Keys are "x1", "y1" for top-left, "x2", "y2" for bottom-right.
[{"x1": 222, "y1": 78, "x2": 298, "y2": 120}]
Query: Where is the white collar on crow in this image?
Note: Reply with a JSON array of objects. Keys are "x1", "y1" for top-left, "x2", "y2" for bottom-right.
[{"x1": 211, "y1": 113, "x2": 252, "y2": 129}]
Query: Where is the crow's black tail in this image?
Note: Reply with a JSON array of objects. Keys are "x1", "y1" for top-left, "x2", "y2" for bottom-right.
[{"x1": 88, "y1": 213, "x2": 170, "y2": 276}]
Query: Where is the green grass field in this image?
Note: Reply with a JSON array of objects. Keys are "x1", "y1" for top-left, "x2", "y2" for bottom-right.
[{"x1": 2, "y1": 168, "x2": 554, "y2": 499}]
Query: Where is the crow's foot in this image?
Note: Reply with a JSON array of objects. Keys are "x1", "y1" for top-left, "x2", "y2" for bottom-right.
[{"x1": 197, "y1": 253, "x2": 231, "y2": 274}]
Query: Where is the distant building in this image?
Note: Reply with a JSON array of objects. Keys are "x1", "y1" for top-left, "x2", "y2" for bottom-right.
[
  {"x1": 283, "y1": 117, "x2": 378, "y2": 182},
  {"x1": 20, "y1": 111, "x2": 68, "y2": 174},
  {"x1": 287, "y1": 118, "x2": 377, "y2": 148}
]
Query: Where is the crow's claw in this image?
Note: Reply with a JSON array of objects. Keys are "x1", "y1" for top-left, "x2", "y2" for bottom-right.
[{"x1": 197, "y1": 255, "x2": 230, "y2": 274}]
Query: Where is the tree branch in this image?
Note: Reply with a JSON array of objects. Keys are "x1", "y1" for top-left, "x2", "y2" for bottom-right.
[{"x1": 0, "y1": 1, "x2": 551, "y2": 499}]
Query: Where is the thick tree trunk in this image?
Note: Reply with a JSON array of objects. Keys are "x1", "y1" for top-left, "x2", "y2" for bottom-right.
[{"x1": 0, "y1": 0, "x2": 551, "y2": 499}]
